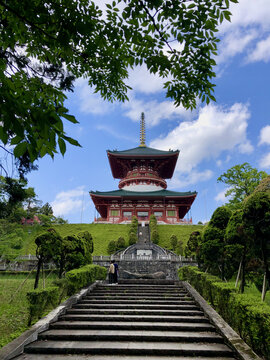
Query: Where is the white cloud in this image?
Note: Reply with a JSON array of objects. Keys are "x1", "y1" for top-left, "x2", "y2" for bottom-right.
[
  {"x1": 127, "y1": 65, "x2": 165, "y2": 94},
  {"x1": 220, "y1": 0, "x2": 270, "y2": 32},
  {"x1": 75, "y1": 78, "x2": 113, "y2": 115},
  {"x1": 259, "y1": 152, "x2": 270, "y2": 168},
  {"x1": 259, "y1": 125, "x2": 270, "y2": 145},
  {"x1": 238, "y1": 140, "x2": 254, "y2": 154},
  {"x1": 169, "y1": 169, "x2": 213, "y2": 189},
  {"x1": 215, "y1": 189, "x2": 228, "y2": 203},
  {"x1": 217, "y1": 29, "x2": 258, "y2": 65},
  {"x1": 150, "y1": 103, "x2": 251, "y2": 174},
  {"x1": 51, "y1": 186, "x2": 85, "y2": 216},
  {"x1": 123, "y1": 96, "x2": 192, "y2": 127},
  {"x1": 217, "y1": 0, "x2": 270, "y2": 66},
  {"x1": 246, "y1": 35, "x2": 270, "y2": 63}
]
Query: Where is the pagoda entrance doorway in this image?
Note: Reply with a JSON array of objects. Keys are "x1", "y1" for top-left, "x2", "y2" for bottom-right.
[{"x1": 137, "y1": 211, "x2": 149, "y2": 221}]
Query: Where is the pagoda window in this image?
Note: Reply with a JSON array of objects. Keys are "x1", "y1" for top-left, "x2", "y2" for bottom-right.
[
  {"x1": 154, "y1": 211, "x2": 163, "y2": 218},
  {"x1": 167, "y1": 210, "x2": 176, "y2": 217},
  {"x1": 111, "y1": 210, "x2": 119, "y2": 216},
  {"x1": 123, "y1": 211, "x2": 132, "y2": 218},
  {"x1": 137, "y1": 211, "x2": 149, "y2": 217}
]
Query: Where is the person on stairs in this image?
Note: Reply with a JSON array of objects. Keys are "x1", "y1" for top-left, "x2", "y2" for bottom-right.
[
  {"x1": 108, "y1": 260, "x2": 115, "y2": 284},
  {"x1": 113, "y1": 260, "x2": 118, "y2": 284}
]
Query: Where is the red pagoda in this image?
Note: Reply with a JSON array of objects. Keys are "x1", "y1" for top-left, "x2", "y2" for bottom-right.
[{"x1": 90, "y1": 113, "x2": 197, "y2": 224}]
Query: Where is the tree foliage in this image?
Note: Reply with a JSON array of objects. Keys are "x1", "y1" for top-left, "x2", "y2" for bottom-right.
[
  {"x1": 34, "y1": 229, "x2": 63, "y2": 288},
  {"x1": 170, "y1": 234, "x2": 177, "y2": 251},
  {"x1": 185, "y1": 231, "x2": 201, "y2": 257},
  {"x1": 116, "y1": 236, "x2": 126, "y2": 250},
  {"x1": 199, "y1": 206, "x2": 231, "y2": 278},
  {"x1": 149, "y1": 214, "x2": 159, "y2": 244},
  {"x1": 1, "y1": 0, "x2": 237, "y2": 174},
  {"x1": 217, "y1": 163, "x2": 268, "y2": 210},
  {"x1": 128, "y1": 231, "x2": 137, "y2": 246},
  {"x1": 243, "y1": 192, "x2": 270, "y2": 289}
]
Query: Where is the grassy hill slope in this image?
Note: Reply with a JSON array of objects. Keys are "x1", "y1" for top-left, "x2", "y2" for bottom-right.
[
  {"x1": 158, "y1": 224, "x2": 204, "y2": 250},
  {"x1": 0, "y1": 222, "x2": 204, "y2": 257}
]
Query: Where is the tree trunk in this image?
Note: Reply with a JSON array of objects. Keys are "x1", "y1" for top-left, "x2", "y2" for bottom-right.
[
  {"x1": 235, "y1": 259, "x2": 242, "y2": 288},
  {"x1": 260, "y1": 237, "x2": 270, "y2": 289},
  {"x1": 262, "y1": 273, "x2": 267, "y2": 301},
  {"x1": 34, "y1": 257, "x2": 42, "y2": 289},
  {"x1": 58, "y1": 256, "x2": 65, "y2": 278},
  {"x1": 240, "y1": 247, "x2": 246, "y2": 294}
]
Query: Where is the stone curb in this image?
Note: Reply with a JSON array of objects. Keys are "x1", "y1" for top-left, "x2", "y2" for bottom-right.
[
  {"x1": 0, "y1": 281, "x2": 101, "y2": 360},
  {"x1": 182, "y1": 281, "x2": 262, "y2": 360}
]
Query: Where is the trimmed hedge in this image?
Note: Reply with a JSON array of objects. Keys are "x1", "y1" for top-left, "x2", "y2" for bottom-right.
[
  {"x1": 27, "y1": 264, "x2": 107, "y2": 324},
  {"x1": 27, "y1": 286, "x2": 59, "y2": 325},
  {"x1": 65, "y1": 264, "x2": 107, "y2": 295},
  {"x1": 179, "y1": 266, "x2": 270, "y2": 358}
]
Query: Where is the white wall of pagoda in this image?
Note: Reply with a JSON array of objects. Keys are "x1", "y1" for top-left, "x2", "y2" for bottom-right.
[{"x1": 121, "y1": 183, "x2": 163, "y2": 191}]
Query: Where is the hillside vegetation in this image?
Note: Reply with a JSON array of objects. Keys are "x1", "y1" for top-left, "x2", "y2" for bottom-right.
[{"x1": 0, "y1": 222, "x2": 204, "y2": 258}]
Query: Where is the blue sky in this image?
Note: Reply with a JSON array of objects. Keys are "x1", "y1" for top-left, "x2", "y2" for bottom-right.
[{"x1": 26, "y1": 0, "x2": 270, "y2": 224}]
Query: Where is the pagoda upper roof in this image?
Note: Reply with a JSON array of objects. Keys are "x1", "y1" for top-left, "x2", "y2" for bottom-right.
[
  {"x1": 107, "y1": 146, "x2": 179, "y2": 157},
  {"x1": 107, "y1": 146, "x2": 179, "y2": 179},
  {"x1": 90, "y1": 189, "x2": 196, "y2": 198}
]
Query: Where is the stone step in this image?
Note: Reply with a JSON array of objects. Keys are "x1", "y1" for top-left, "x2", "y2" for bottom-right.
[
  {"x1": 50, "y1": 320, "x2": 216, "y2": 332},
  {"x1": 14, "y1": 354, "x2": 237, "y2": 360},
  {"x1": 95, "y1": 284, "x2": 184, "y2": 289},
  {"x1": 93, "y1": 288, "x2": 187, "y2": 293},
  {"x1": 84, "y1": 295, "x2": 193, "y2": 300},
  {"x1": 79, "y1": 299, "x2": 196, "y2": 305},
  {"x1": 86, "y1": 292, "x2": 189, "y2": 297},
  {"x1": 25, "y1": 340, "x2": 234, "y2": 357},
  {"x1": 73, "y1": 303, "x2": 199, "y2": 310},
  {"x1": 91, "y1": 291, "x2": 189, "y2": 296},
  {"x1": 38, "y1": 329, "x2": 224, "y2": 343},
  {"x1": 16, "y1": 354, "x2": 235, "y2": 360},
  {"x1": 59, "y1": 314, "x2": 210, "y2": 323},
  {"x1": 66, "y1": 308, "x2": 204, "y2": 316},
  {"x1": 118, "y1": 279, "x2": 177, "y2": 285}
]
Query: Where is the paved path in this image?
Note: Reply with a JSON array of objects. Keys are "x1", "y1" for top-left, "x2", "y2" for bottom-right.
[{"x1": 14, "y1": 283, "x2": 237, "y2": 359}]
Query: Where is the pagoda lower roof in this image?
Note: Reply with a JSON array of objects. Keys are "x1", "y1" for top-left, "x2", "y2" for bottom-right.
[{"x1": 90, "y1": 189, "x2": 197, "y2": 198}]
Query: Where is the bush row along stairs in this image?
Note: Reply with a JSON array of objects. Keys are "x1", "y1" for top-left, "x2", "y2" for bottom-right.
[{"x1": 14, "y1": 281, "x2": 238, "y2": 359}]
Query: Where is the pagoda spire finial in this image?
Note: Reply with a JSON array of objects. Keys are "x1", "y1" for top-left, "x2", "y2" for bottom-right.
[{"x1": 139, "y1": 112, "x2": 146, "y2": 147}]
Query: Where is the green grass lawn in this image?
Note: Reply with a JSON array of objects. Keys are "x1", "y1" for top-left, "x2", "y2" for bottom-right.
[{"x1": 0, "y1": 273, "x2": 57, "y2": 349}]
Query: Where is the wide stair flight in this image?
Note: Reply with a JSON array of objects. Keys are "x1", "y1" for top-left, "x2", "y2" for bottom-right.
[{"x1": 15, "y1": 283, "x2": 238, "y2": 359}]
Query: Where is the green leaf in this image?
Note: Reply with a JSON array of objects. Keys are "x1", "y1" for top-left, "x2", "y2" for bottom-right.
[
  {"x1": 63, "y1": 136, "x2": 81, "y2": 147},
  {"x1": 40, "y1": 146, "x2": 48, "y2": 158},
  {"x1": 58, "y1": 138, "x2": 66, "y2": 156},
  {"x1": 0, "y1": 127, "x2": 8, "y2": 144},
  {"x1": 10, "y1": 135, "x2": 23, "y2": 146},
  {"x1": 62, "y1": 114, "x2": 79, "y2": 124},
  {"x1": 13, "y1": 142, "x2": 28, "y2": 158}
]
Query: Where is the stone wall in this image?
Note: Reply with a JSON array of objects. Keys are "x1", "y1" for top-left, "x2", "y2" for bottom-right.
[{"x1": 93, "y1": 258, "x2": 197, "y2": 280}]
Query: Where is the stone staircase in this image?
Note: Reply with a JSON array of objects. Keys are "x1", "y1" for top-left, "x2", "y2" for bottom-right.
[
  {"x1": 137, "y1": 224, "x2": 150, "y2": 244},
  {"x1": 15, "y1": 282, "x2": 238, "y2": 359}
]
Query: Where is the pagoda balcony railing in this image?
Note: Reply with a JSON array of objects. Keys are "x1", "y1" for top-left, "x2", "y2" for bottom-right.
[{"x1": 94, "y1": 216, "x2": 193, "y2": 224}]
